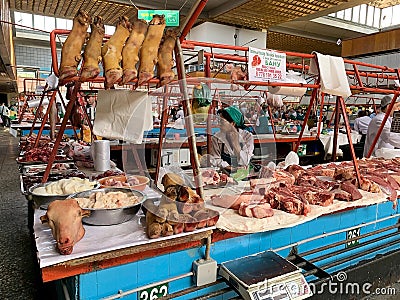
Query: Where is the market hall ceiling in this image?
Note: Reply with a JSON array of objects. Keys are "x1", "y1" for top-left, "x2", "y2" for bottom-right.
[
  {"x1": 3, "y1": 0, "x2": 400, "y2": 94},
  {"x1": 10, "y1": 0, "x2": 398, "y2": 55}
]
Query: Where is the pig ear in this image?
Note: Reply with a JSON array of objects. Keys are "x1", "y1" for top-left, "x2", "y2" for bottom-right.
[
  {"x1": 81, "y1": 209, "x2": 91, "y2": 218},
  {"x1": 40, "y1": 214, "x2": 49, "y2": 224}
]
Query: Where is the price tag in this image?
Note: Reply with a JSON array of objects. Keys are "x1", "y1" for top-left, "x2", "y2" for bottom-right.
[
  {"x1": 346, "y1": 228, "x2": 360, "y2": 248},
  {"x1": 138, "y1": 283, "x2": 168, "y2": 300}
]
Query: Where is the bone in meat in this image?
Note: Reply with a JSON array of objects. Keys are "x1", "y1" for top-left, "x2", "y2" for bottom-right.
[
  {"x1": 138, "y1": 15, "x2": 166, "y2": 85},
  {"x1": 81, "y1": 16, "x2": 105, "y2": 81},
  {"x1": 157, "y1": 29, "x2": 177, "y2": 86},
  {"x1": 121, "y1": 19, "x2": 148, "y2": 85},
  {"x1": 59, "y1": 10, "x2": 91, "y2": 82},
  {"x1": 102, "y1": 16, "x2": 131, "y2": 88}
]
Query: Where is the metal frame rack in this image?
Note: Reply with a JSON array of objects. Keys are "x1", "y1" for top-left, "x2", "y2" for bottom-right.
[
  {"x1": 28, "y1": 0, "x2": 400, "y2": 193},
  {"x1": 177, "y1": 39, "x2": 400, "y2": 188}
]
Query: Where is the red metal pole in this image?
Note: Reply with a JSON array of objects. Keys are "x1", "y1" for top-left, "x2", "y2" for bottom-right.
[
  {"x1": 366, "y1": 93, "x2": 399, "y2": 158},
  {"x1": 339, "y1": 96, "x2": 362, "y2": 187},
  {"x1": 179, "y1": 0, "x2": 208, "y2": 42},
  {"x1": 332, "y1": 96, "x2": 341, "y2": 162},
  {"x1": 28, "y1": 89, "x2": 48, "y2": 137},
  {"x1": 42, "y1": 81, "x2": 81, "y2": 183},
  {"x1": 175, "y1": 38, "x2": 204, "y2": 198},
  {"x1": 353, "y1": 64, "x2": 364, "y2": 88},
  {"x1": 294, "y1": 79, "x2": 319, "y2": 152},
  {"x1": 34, "y1": 90, "x2": 57, "y2": 147},
  {"x1": 154, "y1": 85, "x2": 170, "y2": 184},
  {"x1": 50, "y1": 29, "x2": 70, "y2": 77},
  {"x1": 317, "y1": 93, "x2": 325, "y2": 138},
  {"x1": 56, "y1": 88, "x2": 79, "y2": 139}
]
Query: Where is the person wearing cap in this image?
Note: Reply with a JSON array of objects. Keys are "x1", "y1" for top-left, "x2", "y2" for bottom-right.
[
  {"x1": 363, "y1": 95, "x2": 400, "y2": 157},
  {"x1": 201, "y1": 106, "x2": 254, "y2": 169}
]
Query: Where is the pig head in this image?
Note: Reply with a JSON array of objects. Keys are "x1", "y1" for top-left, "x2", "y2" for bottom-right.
[{"x1": 40, "y1": 199, "x2": 90, "y2": 255}]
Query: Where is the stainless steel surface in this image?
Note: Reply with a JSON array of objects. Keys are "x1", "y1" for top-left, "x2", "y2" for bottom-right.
[
  {"x1": 67, "y1": 188, "x2": 146, "y2": 226},
  {"x1": 28, "y1": 180, "x2": 100, "y2": 208}
]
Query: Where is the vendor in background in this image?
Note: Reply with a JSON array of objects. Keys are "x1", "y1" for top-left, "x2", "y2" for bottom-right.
[
  {"x1": 363, "y1": 95, "x2": 400, "y2": 157},
  {"x1": 2, "y1": 104, "x2": 10, "y2": 127},
  {"x1": 255, "y1": 104, "x2": 270, "y2": 134},
  {"x1": 296, "y1": 108, "x2": 305, "y2": 121},
  {"x1": 353, "y1": 110, "x2": 371, "y2": 143},
  {"x1": 200, "y1": 106, "x2": 254, "y2": 170},
  {"x1": 176, "y1": 105, "x2": 184, "y2": 120},
  {"x1": 288, "y1": 108, "x2": 297, "y2": 120}
]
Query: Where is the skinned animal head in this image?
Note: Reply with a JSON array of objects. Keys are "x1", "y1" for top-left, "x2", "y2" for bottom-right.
[{"x1": 40, "y1": 199, "x2": 90, "y2": 255}]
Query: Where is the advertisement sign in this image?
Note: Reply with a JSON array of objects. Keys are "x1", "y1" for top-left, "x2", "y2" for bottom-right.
[{"x1": 248, "y1": 47, "x2": 286, "y2": 82}]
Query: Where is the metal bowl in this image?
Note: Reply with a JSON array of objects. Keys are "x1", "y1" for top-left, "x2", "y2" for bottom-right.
[
  {"x1": 28, "y1": 180, "x2": 100, "y2": 209},
  {"x1": 67, "y1": 188, "x2": 146, "y2": 226},
  {"x1": 98, "y1": 175, "x2": 150, "y2": 191}
]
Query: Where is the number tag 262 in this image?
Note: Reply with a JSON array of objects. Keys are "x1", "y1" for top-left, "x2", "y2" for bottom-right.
[
  {"x1": 346, "y1": 228, "x2": 361, "y2": 248},
  {"x1": 138, "y1": 283, "x2": 168, "y2": 300}
]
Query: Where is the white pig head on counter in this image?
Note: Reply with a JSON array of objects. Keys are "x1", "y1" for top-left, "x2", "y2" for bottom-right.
[{"x1": 40, "y1": 199, "x2": 90, "y2": 255}]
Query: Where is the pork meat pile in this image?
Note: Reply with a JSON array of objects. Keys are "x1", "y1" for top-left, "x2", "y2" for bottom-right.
[{"x1": 212, "y1": 158, "x2": 400, "y2": 218}]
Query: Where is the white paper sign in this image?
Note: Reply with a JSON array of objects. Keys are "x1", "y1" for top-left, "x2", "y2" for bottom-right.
[{"x1": 248, "y1": 47, "x2": 286, "y2": 82}]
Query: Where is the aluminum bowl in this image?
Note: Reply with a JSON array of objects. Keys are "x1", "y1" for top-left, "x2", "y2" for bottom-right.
[
  {"x1": 67, "y1": 188, "x2": 146, "y2": 226},
  {"x1": 28, "y1": 180, "x2": 100, "y2": 209},
  {"x1": 98, "y1": 175, "x2": 150, "y2": 191}
]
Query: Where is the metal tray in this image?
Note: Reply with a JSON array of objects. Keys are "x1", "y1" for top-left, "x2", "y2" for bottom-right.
[
  {"x1": 16, "y1": 155, "x2": 73, "y2": 165},
  {"x1": 22, "y1": 162, "x2": 77, "y2": 176},
  {"x1": 28, "y1": 180, "x2": 100, "y2": 209},
  {"x1": 67, "y1": 188, "x2": 146, "y2": 226}
]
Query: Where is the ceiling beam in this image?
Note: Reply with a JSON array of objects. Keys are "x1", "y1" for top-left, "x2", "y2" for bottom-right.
[
  {"x1": 312, "y1": 17, "x2": 379, "y2": 35},
  {"x1": 207, "y1": 0, "x2": 250, "y2": 18},
  {"x1": 268, "y1": 25, "x2": 339, "y2": 43},
  {"x1": 294, "y1": 0, "x2": 372, "y2": 21}
]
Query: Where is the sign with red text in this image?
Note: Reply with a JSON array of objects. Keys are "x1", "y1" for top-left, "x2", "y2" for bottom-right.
[{"x1": 248, "y1": 47, "x2": 286, "y2": 82}]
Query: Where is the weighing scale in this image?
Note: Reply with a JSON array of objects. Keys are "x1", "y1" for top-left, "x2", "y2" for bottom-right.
[
  {"x1": 219, "y1": 251, "x2": 312, "y2": 300},
  {"x1": 390, "y1": 111, "x2": 400, "y2": 133}
]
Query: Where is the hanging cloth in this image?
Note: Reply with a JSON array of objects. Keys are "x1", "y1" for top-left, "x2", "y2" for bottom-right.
[
  {"x1": 309, "y1": 52, "x2": 351, "y2": 98},
  {"x1": 93, "y1": 90, "x2": 153, "y2": 143}
]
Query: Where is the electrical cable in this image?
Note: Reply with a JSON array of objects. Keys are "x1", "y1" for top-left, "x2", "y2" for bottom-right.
[
  {"x1": 128, "y1": 0, "x2": 139, "y2": 10},
  {"x1": 179, "y1": 0, "x2": 189, "y2": 11}
]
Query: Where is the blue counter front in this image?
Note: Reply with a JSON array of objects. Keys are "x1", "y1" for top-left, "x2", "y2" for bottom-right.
[{"x1": 41, "y1": 199, "x2": 400, "y2": 300}]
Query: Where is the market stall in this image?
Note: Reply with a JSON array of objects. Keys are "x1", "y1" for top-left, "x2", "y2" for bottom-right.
[{"x1": 17, "y1": 3, "x2": 400, "y2": 299}]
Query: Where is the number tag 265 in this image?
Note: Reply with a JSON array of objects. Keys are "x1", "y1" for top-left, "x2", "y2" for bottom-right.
[{"x1": 138, "y1": 283, "x2": 168, "y2": 300}]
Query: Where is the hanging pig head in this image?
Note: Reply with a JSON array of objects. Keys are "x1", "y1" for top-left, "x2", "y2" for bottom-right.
[{"x1": 40, "y1": 199, "x2": 90, "y2": 255}]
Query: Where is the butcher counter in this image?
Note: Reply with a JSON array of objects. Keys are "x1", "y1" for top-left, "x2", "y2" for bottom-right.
[{"x1": 30, "y1": 176, "x2": 400, "y2": 300}]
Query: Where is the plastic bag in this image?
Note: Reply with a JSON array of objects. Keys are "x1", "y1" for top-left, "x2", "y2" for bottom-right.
[
  {"x1": 46, "y1": 73, "x2": 59, "y2": 90},
  {"x1": 193, "y1": 83, "x2": 211, "y2": 107},
  {"x1": 266, "y1": 93, "x2": 283, "y2": 108}
]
